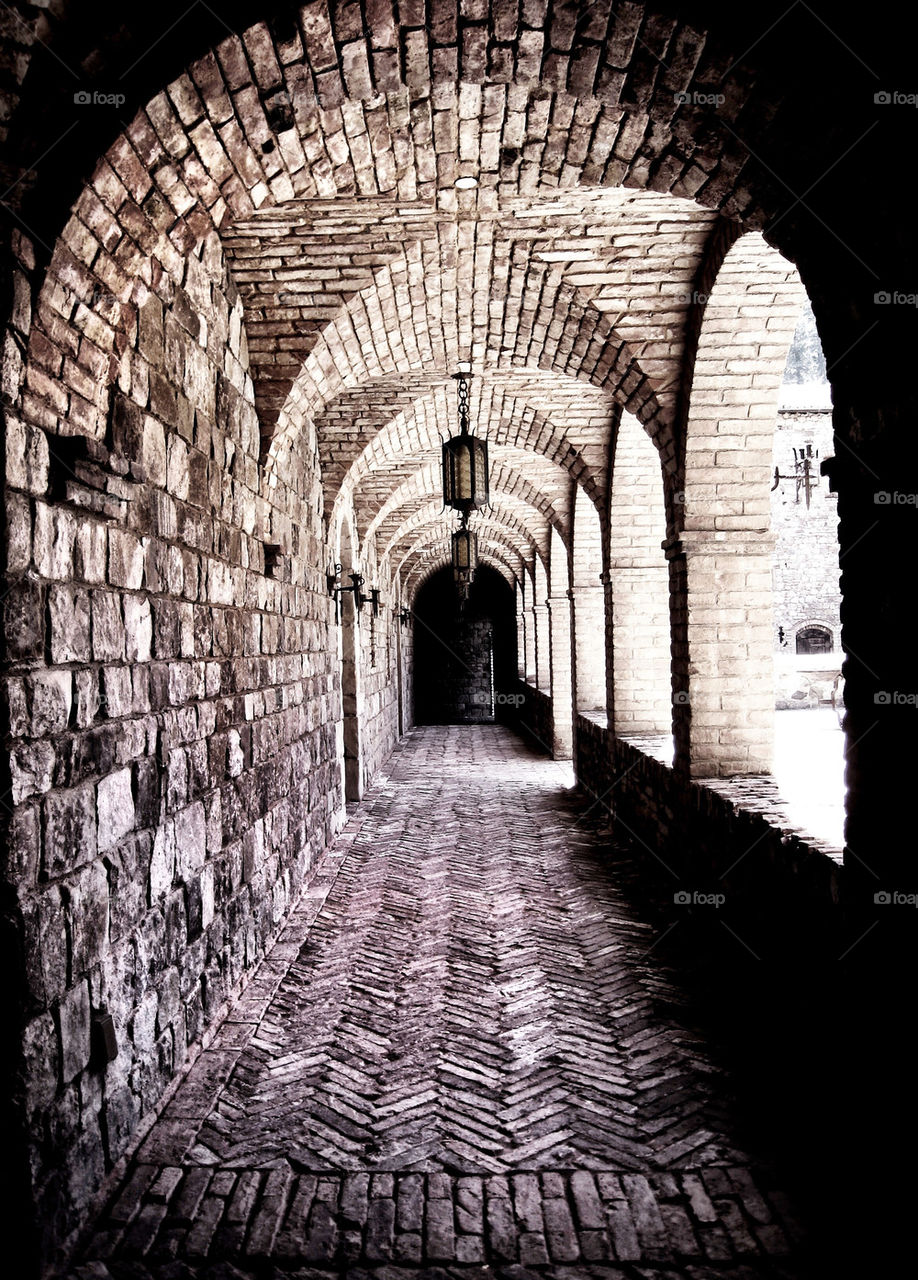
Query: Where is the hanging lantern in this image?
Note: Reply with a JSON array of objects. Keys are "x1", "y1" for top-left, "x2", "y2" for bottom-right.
[
  {"x1": 451, "y1": 517, "x2": 478, "y2": 580},
  {"x1": 442, "y1": 364, "x2": 489, "y2": 514}
]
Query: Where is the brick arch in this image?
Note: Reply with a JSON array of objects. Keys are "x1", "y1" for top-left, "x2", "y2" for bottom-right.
[
  {"x1": 328, "y1": 370, "x2": 616, "y2": 533},
  {"x1": 378, "y1": 497, "x2": 546, "y2": 562},
  {"x1": 403, "y1": 555, "x2": 516, "y2": 606},
  {"x1": 608, "y1": 411, "x2": 671, "y2": 735},
  {"x1": 365, "y1": 461, "x2": 564, "y2": 557},
  {"x1": 7, "y1": 10, "x2": 736, "y2": 249},
  {"x1": 18, "y1": 5, "x2": 815, "y2": 511},
  {"x1": 10, "y1": 4, "x2": 898, "y2": 468},
  {"x1": 673, "y1": 232, "x2": 807, "y2": 778},
  {"x1": 402, "y1": 541, "x2": 519, "y2": 604},
  {"x1": 233, "y1": 225, "x2": 437, "y2": 437},
  {"x1": 8, "y1": 1, "x2": 882, "y2": 283},
  {"x1": 492, "y1": 261, "x2": 679, "y2": 471},
  {"x1": 19, "y1": 34, "x2": 747, "y2": 476},
  {"x1": 487, "y1": 458, "x2": 569, "y2": 542},
  {"x1": 380, "y1": 498, "x2": 548, "y2": 573},
  {"x1": 271, "y1": 239, "x2": 675, "y2": 462},
  {"x1": 571, "y1": 483, "x2": 608, "y2": 716},
  {"x1": 389, "y1": 508, "x2": 538, "y2": 584},
  {"x1": 395, "y1": 519, "x2": 531, "y2": 578},
  {"x1": 789, "y1": 617, "x2": 839, "y2": 653},
  {"x1": 329, "y1": 497, "x2": 358, "y2": 572}
]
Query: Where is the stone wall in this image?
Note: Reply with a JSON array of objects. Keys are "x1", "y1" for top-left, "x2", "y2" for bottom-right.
[
  {"x1": 516, "y1": 681, "x2": 554, "y2": 757},
  {"x1": 357, "y1": 584, "x2": 401, "y2": 787},
  {"x1": 422, "y1": 613, "x2": 495, "y2": 723},
  {"x1": 772, "y1": 409, "x2": 842, "y2": 706},
  {"x1": 2, "y1": 225, "x2": 356, "y2": 1268}
]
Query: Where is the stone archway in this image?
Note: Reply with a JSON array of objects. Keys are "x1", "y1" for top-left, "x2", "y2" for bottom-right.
[{"x1": 3, "y1": 7, "x2": 918, "y2": 1274}]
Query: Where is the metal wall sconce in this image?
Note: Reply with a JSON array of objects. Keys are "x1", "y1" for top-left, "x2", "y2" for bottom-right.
[
  {"x1": 398, "y1": 607, "x2": 412, "y2": 627},
  {"x1": 370, "y1": 588, "x2": 382, "y2": 617},
  {"x1": 772, "y1": 442, "x2": 820, "y2": 508},
  {"x1": 327, "y1": 563, "x2": 367, "y2": 620},
  {"x1": 347, "y1": 574, "x2": 368, "y2": 612}
]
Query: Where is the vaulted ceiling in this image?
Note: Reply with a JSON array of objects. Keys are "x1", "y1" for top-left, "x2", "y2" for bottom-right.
[
  {"x1": 224, "y1": 183, "x2": 718, "y2": 584},
  {"x1": 14, "y1": 2, "x2": 887, "y2": 590}
]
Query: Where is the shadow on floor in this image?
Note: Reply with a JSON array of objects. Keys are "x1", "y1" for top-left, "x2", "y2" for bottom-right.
[{"x1": 563, "y1": 783, "x2": 912, "y2": 1279}]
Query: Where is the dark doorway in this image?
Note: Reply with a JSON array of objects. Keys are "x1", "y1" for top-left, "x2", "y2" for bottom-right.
[
  {"x1": 795, "y1": 625, "x2": 833, "y2": 654},
  {"x1": 413, "y1": 564, "x2": 518, "y2": 724}
]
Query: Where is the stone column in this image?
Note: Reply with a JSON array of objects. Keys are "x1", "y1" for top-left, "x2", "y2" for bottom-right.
[
  {"x1": 667, "y1": 530, "x2": 775, "y2": 778},
  {"x1": 523, "y1": 606, "x2": 537, "y2": 684},
  {"x1": 610, "y1": 562, "x2": 672, "y2": 734},
  {"x1": 569, "y1": 583, "x2": 607, "y2": 715},
  {"x1": 533, "y1": 603, "x2": 551, "y2": 691},
  {"x1": 547, "y1": 592, "x2": 573, "y2": 758},
  {"x1": 516, "y1": 595, "x2": 526, "y2": 679}
]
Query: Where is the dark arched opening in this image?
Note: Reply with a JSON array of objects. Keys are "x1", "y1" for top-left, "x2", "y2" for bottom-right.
[
  {"x1": 412, "y1": 564, "x2": 518, "y2": 724},
  {"x1": 795, "y1": 624, "x2": 833, "y2": 655}
]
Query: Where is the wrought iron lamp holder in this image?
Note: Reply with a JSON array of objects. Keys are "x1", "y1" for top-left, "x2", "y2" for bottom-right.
[{"x1": 327, "y1": 563, "x2": 368, "y2": 620}]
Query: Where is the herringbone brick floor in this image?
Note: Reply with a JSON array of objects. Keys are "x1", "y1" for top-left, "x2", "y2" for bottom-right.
[{"x1": 69, "y1": 727, "x2": 813, "y2": 1279}]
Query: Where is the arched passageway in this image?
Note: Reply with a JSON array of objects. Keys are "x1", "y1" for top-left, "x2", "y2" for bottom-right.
[
  {"x1": 65, "y1": 725, "x2": 815, "y2": 1275},
  {"x1": 412, "y1": 565, "x2": 517, "y2": 725},
  {"x1": 1, "y1": 4, "x2": 916, "y2": 1276}
]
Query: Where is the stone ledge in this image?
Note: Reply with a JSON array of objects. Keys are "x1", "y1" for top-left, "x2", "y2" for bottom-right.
[{"x1": 575, "y1": 716, "x2": 844, "y2": 940}]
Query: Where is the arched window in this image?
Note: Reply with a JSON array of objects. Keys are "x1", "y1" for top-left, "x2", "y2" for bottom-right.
[{"x1": 795, "y1": 625, "x2": 833, "y2": 655}]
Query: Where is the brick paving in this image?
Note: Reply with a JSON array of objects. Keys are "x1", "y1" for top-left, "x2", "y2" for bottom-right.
[{"x1": 68, "y1": 726, "x2": 810, "y2": 1279}]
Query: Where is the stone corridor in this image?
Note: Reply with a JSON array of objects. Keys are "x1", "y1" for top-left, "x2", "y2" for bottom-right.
[{"x1": 67, "y1": 727, "x2": 809, "y2": 1279}]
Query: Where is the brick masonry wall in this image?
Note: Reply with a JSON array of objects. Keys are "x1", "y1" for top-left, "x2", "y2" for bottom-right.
[
  {"x1": 516, "y1": 680, "x2": 554, "y2": 757},
  {"x1": 358, "y1": 602, "x2": 401, "y2": 782},
  {"x1": 2, "y1": 224, "x2": 359, "y2": 1266},
  {"x1": 418, "y1": 613, "x2": 496, "y2": 724},
  {"x1": 345, "y1": 532, "x2": 400, "y2": 793},
  {"x1": 0, "y1": 3, "x2": 916, "y2": 1270},
  {"x1": 609, "y1": 411, "x2": 670, "y2": 734}
]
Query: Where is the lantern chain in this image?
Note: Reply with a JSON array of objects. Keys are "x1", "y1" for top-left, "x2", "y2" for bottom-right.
[{"x1": 457, "y1": 372, "x2": 470, "y2": 435}]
